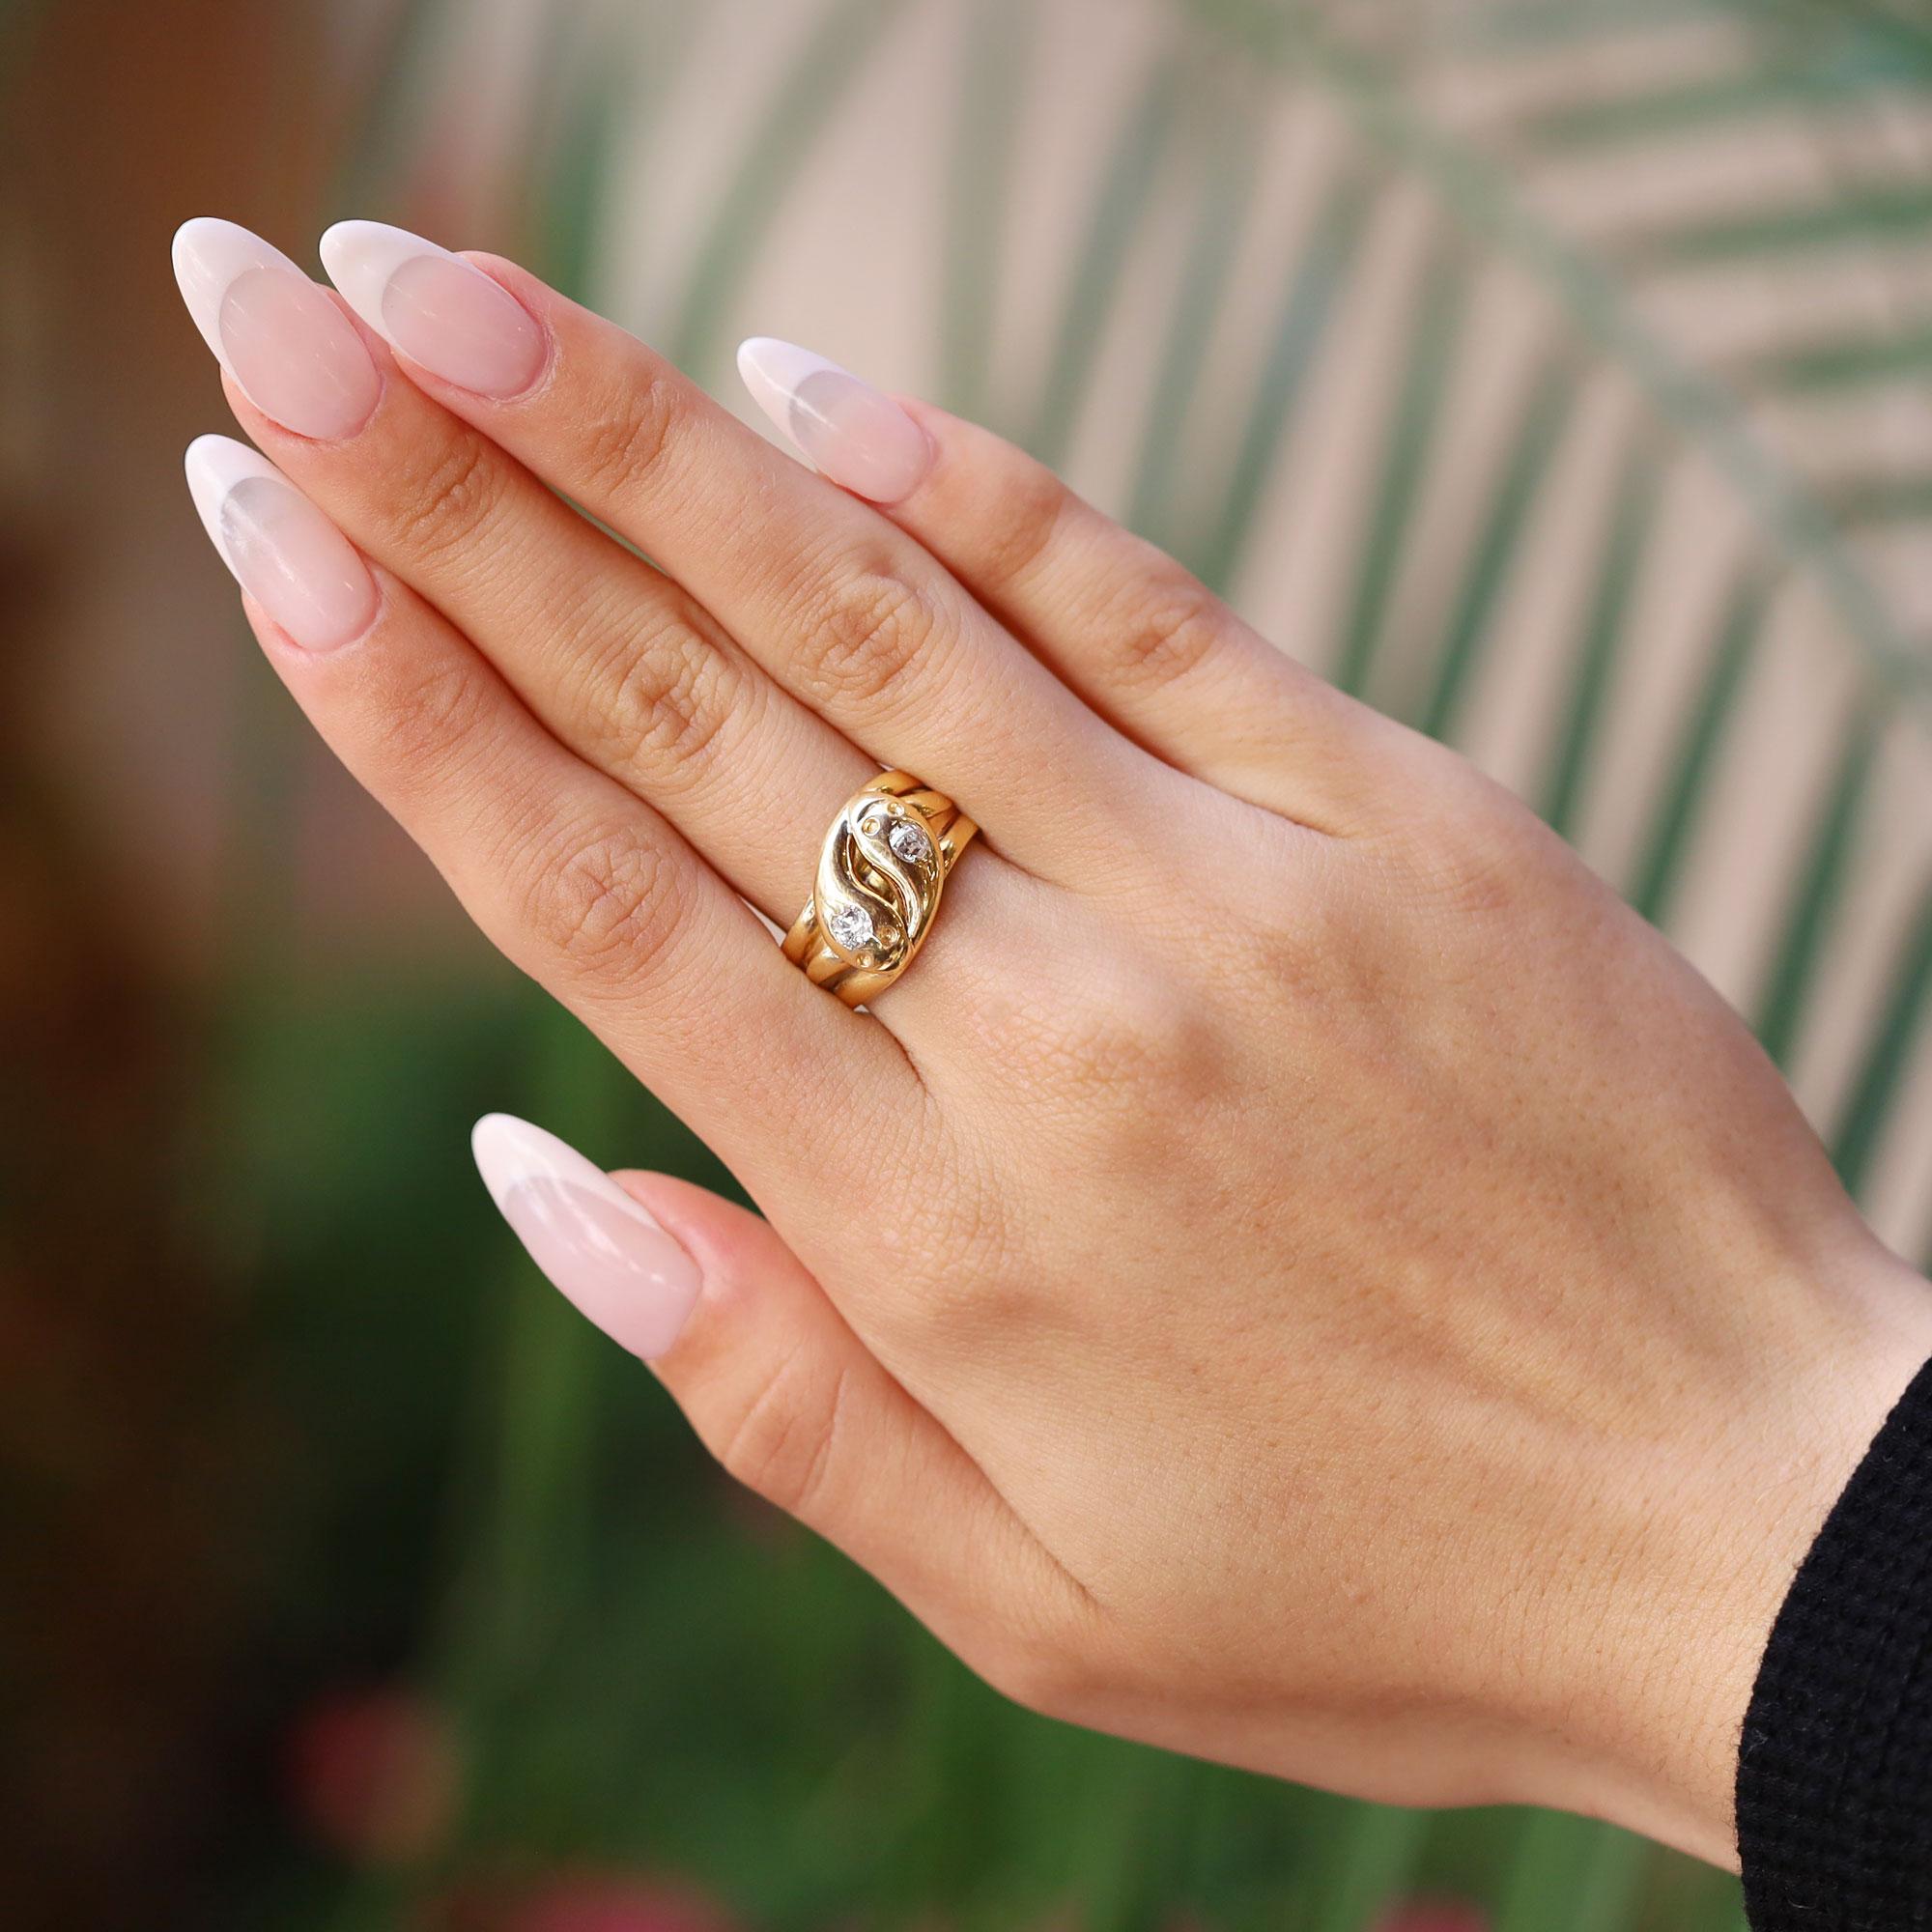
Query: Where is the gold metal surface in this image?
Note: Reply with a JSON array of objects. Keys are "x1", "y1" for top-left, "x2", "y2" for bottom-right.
[{"x1": 782, "y1": 770, "x2": 976, "y2": 1007}]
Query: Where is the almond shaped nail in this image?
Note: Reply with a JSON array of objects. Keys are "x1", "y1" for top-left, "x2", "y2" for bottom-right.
[
  {"x1": 172, "y1": 218, "x2": 379, "y2": 440},
  {"x1": 471, "y1": 1113, "x2": 700, "y2": 1360},
  {"x1": 184, "y1": 435, "x2": 378, "y2": 650},
  {"x1": 737, "y1": 336, "x2": 931, "y2": 504},
  {"x1": 321, "y1": 220, "x2": 546, "y2": 400}
]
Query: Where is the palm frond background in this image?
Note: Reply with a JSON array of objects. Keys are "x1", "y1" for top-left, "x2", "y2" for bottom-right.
[{"x1": 8, "y1": 0, "x2": 1932, "y2": 1925}]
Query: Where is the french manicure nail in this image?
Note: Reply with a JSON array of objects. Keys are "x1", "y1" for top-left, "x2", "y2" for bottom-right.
[
  {"x1": 321, "y1": 220, "x2": 546, "y2": 400},
  {"x1": 737, "y1": 337, "x2": 932, "y2": 504},
  {"x1": 172, "y1": 218, "x2": 380, "y2": 440},
  {"x1": 470, "y1": 1113, "x2": 700, "y2": 1360},
  {"x1": 184, "y1": 436, "x2": 379, "y2": 650}
]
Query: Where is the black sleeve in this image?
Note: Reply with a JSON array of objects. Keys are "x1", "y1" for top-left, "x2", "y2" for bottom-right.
[{"x1": 1737, "y1": 1353, "x2": 1932, "y2": 1928}]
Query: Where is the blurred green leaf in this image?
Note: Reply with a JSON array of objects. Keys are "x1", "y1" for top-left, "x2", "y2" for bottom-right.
[
  {"x1": 1417, "y1": 350, "x2": 1578, "y2": 742},
  {"x1": 1029, "y1": 53, "x2": 1190, "y2": 469},
  {"x1": 1520, "y1": 61, "x2": 1904, "y2": 152},
  {"x1": 1748, "y1": 325, "x2": 1932, "y2": 393},
  {"x1": 668, "y1": 0, "x2": 914, "y2": 377},
  {"x1": 1336, "y1": 238, "x2": 1468, "y2": 700},
  {"x1": 1307, "y1": 1802, "x2": 1431, "y2": 1932},
  {"x1": 1630, "y1": 570, "x2": 1774, "y2": 926},
  {"x1": 1753, "y1": 707, "x2": 1880, "y2": 1069},
  {"x1": 1539, "y1": 434, "x2": 1663, "y2": 838},
  {"x1": 1832, "y1": 884, "x2": 1932, "y2": 1197},
  {"x1": 1633, "y1": 182, "x2": 1932, "y2": 267},
  {"x1": 1191, "y1": 164, "x2": 1378, "y2": 594},
  {"x1": 1495, "y1": 1813, "x2": 1650, "y2": 1932},
  {"x1": 1127, "y1": 83, "x2": 1266, "y2": 550},
  {"x1": 941, "y1": 0, "x2": 1034, "y2": 426}
]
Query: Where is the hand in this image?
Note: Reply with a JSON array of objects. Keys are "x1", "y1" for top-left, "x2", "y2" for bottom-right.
[{"x1": 175, "y1": 217, "x2": 1932, "y2": 1868}]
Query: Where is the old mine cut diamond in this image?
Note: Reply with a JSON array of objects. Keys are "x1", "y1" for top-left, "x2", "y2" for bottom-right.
[
  {"x1": 888, "y1": 819, "x2": 932, "y2": 865},
  {"x1": 827, "y1": 902, "x2": 874, "y2": 951}
]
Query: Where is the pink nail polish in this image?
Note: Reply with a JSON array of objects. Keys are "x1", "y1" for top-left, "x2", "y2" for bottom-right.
[
  {"x1": 470, "y1": 1114, "x2": 700, "y2": 1360},
  {"x1": 184, "y1": 436, "x2": 378, "y2": 650},
  {"x1": 321, "y1": 221, "x2": 546, "y2": 400},
  {"x1": 172, "y1": 219, "x2": 380, "y2": 440},
  {"x1": 736, "y1": 337, "x2": 932, "y2": 504}
]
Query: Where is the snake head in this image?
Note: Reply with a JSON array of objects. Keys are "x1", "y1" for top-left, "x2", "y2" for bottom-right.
[{"x1": 816, "y1": 792, "x2": 943, "y2": 971}]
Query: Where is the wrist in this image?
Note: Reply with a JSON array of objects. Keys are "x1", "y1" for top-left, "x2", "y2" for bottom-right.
[{"x1": 1512, "y1": 1235, "x2": 1932, "y2": 1868}]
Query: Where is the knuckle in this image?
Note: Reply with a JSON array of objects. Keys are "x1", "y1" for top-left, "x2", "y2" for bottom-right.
[
  {"x1": 856, "y1": 1158, "x2": 1034, "y2": 1344},
  {"x1": 1041, "y1": 967, "x2": 1210, "y2": 1110},
  {"x1": 909, "y1": 1214, "x2": 1030, "y2": 1336},
  {"x1": 1110, "y1": 571, "x2": 1229, "y2": 689},
  {"x1": 519, "y1": 819, "x2": 691, "y2": 982},
  {"x1": 795, "y1": 560, "x2": 940, "y2": 708},
  {"x1": 990, "y1": 962, "x2": 1236, "y2": 1180},
  {"x1": 716, "y1": 1351, "x2": 852, "y2": 1521},
  {"x1": 1424, "y1": 834, "x2": 1526, "y2": 923},
  {"x1": 913, "y1": 1151, "x2": 1022, "y2": 1276},
  {"x1": 586, "y1": 614, "x2": 745, "y2": 781},
  {"x1": 969, "y1": 459, "x2": 1070, "y2": 590},
  {"x1": 1393, "y1": 768, "x2": 1553, "y2": 923},
  {"x1": 386, "y1": 429, "x2": 508, "y2": 566},
  {"x1": 575, "y1": 363, "x2": 681, "y2": 500},
  {"x1": 371, "y1": 652, "x2": 497, "y2": 797}
]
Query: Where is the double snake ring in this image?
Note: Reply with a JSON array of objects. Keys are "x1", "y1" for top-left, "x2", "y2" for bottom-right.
[{"x1": 781, "y1": 771, "x2": 977, "y2": 1007}]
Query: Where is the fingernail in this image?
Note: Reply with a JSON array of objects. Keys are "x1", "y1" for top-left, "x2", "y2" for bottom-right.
[
  {"x1": 737, "y1": 337, "x2": 932, "y2": 504},
  {"x1": 172, "y1": 218, "x2": 380, "y2": 440},
  {"x1": 184, "y1": 436, "x2": 379, "y2": 650},
  {"x1": 470, "y1": 1114, "x2": 700, "y2": 1360},
  {"x1": 321, "y1": 220, "x2": 546, "y2": 400}
]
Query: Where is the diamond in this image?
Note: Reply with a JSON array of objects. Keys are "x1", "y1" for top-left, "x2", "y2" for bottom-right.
[
  {"x1": 827, "y1": 902, "x2": 874, "y2": 950},
  {"x1": 888, "y1": 819, "x2": 931, "y2": 865}
]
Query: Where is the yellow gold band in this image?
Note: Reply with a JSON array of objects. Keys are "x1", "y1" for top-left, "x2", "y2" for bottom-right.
[{"x1": 782, "y1": 770, "x2": 976, "y2": 1007}]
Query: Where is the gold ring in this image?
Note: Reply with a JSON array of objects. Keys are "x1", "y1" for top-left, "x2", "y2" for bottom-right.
[{"x1": 782, "y1": 770, "x2": 977, "y2": 1007}]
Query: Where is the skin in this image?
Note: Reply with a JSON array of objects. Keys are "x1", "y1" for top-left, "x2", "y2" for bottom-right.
[{"x1": 203, "y1": 252, "x2": 1932, "y2": 1871}]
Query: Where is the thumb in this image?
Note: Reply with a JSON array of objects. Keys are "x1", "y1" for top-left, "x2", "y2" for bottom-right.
[{"x1": 469, "y1": 1112, "x2": 1084, "y2": 1686}]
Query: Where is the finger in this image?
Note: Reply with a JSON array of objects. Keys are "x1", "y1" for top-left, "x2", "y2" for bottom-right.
[
  {"x1": 630, "y1": 1166, "x2": 1088, "y2": 1668},
  {"x1": 184, "y1": 435, "x2": 918, "y2": 1207},
  {"x1": 469, "y1": 1114, "x2": 1092, "y2": 1683},
  {"x1": 741, "y1": 342, "x2": 1401, "y2": 832},
  {"x1": 175, "y1": 217, "x2": 875, "y2": 927},
  {"x1": 318, "y1": 221, "x2": 1171, "y2": 878}
]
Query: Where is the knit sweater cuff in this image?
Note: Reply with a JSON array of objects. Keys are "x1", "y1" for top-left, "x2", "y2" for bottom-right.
[{"x1": 1737, "y1": 1352, "x2": 1932, "y2": 1929}]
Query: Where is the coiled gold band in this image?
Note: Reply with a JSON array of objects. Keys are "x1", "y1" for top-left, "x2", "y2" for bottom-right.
[{"x1": 781, "y1": 770, "x2": 977, "y2": 1007}]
